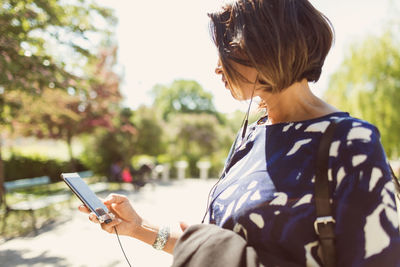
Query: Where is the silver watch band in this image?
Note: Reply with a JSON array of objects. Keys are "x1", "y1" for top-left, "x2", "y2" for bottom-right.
[{"x1": 152, "y1": 226, "x2": 170, "y2": 250}]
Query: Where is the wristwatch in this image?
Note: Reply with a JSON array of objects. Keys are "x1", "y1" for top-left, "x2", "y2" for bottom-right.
[{"x1": 152, "y1": 226, "x2": 170, "y2": 250}]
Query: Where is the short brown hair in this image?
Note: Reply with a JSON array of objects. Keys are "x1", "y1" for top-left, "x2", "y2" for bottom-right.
[{"x1": 209, "y1": 0, "x2": 334, "y2": 93}]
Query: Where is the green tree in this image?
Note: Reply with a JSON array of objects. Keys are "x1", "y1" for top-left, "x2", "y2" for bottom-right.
[
  {"x1": 80, "y1": 107, "x2": 137, "y2": 177},
  {"x1": 0, "y1": 0, "x2": 116, "y2": 97},
  {"x1": 166, "y1": 113, "x2": 229, "y2": 176},
  {"x1": 151, "y1": 79, "x2": 218, "y2": 121},
  {"x1": 132, "y1": 105, "x2": 166, "y2": 156},
  {"x1": 0, "y1": 0, "x2": 116, "y2": 205},
  {"x1": 325, "y1": 27, "x2": 400, "y2": 157},
  {"x1": 9, "y1": 47, "x2": 122, "y2": 168}
]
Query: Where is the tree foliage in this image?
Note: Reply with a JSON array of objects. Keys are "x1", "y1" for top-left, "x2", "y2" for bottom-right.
[
  {"x1": 325, "y1": 26, "x2": 400, "y2": 157},
  {"x1": 0, "y1": 0, "x2": 116, "y2": 99},
  {"x1": 8, "y1": 47, "x2": 122, "y2": 163},
  {"x1": 132, "y1": 105, "x2": 166, "y2": 156},
  {"x1": 0, "y1": 0, "x2": 117, "y2": 201},
  {"x1": 80, "y1": 107, "x2": 137, "y2": 176},
  {"x1": 165, "y1": 113, "x2": 232, "y2": 176},
  {"x1": 151, "y1": 79, "x2": 218, "y2": 121}
]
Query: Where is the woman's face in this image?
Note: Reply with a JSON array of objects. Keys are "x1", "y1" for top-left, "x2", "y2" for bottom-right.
[{"x1": 215, "y1": 59, "x2": 259, "y2": 101}]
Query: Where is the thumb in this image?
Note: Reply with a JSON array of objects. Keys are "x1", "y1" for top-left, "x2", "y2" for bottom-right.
[{"x1": 179, "y1": 221, "x2": 190, "y2": 232}]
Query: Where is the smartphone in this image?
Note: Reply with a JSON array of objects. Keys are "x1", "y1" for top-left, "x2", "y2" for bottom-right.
[{"x1": 61, "y1": 172, "x2": 113, "y2": 224}]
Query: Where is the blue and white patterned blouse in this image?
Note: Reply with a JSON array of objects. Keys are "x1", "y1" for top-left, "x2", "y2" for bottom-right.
[{"x1": 208, "y1": 112, "x2": 400, "y2": 266}]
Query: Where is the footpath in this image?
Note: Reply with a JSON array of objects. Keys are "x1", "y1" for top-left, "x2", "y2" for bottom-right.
[{"x1": 0, "y1": 178, "x2": 217, "y2": 267}]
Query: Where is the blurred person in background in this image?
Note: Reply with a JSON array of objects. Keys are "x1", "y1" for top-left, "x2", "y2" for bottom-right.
[{"x1": 109, "y1": 159, "x2": 123, "y2": 182}]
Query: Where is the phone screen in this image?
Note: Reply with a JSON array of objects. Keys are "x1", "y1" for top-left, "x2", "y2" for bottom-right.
[{"x1": 61, "y1": 173, "x2": 112, "y2": 223}]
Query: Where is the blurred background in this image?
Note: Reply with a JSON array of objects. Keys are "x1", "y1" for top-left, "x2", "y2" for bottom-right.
[{"x1": 0, "y1": 0, "x2": 400, "y2": 266}]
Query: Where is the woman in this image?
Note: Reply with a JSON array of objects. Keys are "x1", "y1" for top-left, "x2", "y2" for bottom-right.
[{"x1": 79, "y1": 0, "x2": 400, "y2": 266}]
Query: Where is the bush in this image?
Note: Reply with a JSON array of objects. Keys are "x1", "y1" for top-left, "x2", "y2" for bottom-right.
[
  {"x1": 4, "y1": 154, "x2": 88, "y2": 183},
  {"x1": 80, "y1": 129, "x2": 135, "y2": 178}
]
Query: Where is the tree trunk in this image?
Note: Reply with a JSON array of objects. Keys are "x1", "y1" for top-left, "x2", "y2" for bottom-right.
[
  {"x1": 66, "y1": 133, "x2": 76, "y2": 171},
  {"x1": 0, "y1": 137, "x2": 6, "y2": 208}
]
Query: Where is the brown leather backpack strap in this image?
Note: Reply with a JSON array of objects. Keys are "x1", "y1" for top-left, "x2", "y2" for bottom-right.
[
  {"x1": 389, "y1": 165, "x2": 400, "y2": 232},
  {"x1": 389, "y1": 165, "x2": 400, "y2": 196},
  {"x1": 315, "y1": 118, "x2": 400, "y2": 266},
  {"x1": 314, "y1": 119, "x2": 344, "y2": 267}
]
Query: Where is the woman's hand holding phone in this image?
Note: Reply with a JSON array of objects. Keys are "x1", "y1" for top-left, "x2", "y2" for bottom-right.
[
  {"x1": 78, "y1": 192, "x2": 190, "y2": 254},
  {"x1": 78, "y1": 193, "x2": 143, "y2": 237}
]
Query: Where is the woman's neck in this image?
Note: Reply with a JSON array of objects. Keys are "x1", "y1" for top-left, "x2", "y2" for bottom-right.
[{"x1": 258, "y1": 79, "x2": 339, "y2": 124}]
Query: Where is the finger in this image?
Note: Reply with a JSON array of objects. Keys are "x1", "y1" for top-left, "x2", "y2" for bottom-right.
[
  {"x1": 104, "y1": 194, "x2": 128, "y2": 205},
  {"x1": 111, "y1": 202, "x2": 125, "y2": 212},
  {"x1": 110, "y1": 202, "x2": 136, "y2": 219},
  {"x1": 78, "y1": 205, "x2": 90, "y2": 214},
  {"x1": 179, "y1": 221, "x2": 190, "y2": 232},
  {"x1": 101, "y1": 218, "x2": 122, "y2": 233},
  {"x1": 89, "y1": 213, "x2": 100, "y2": 224}
]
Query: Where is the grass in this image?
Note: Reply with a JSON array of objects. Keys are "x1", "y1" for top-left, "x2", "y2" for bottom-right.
[{"x1": 3, "y1": 138, "x2": 84, "y2": 161}]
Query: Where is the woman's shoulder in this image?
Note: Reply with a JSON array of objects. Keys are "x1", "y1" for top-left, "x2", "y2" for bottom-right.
[
  {"x1": 303, "y1": 112, "x2": 380, "y2": 136},
  {"x1": 330, "y1": 114, "x2": 388, "y2": 173},
  {"x1": 250, "y1": 111, "x2": 381, "y2": 145},
  {"x1": 285, "y1": 111, "x2": 381, "y2": 141},
  {"x1": 332, "y1": 114, "x2": 381, "y2": 143}
]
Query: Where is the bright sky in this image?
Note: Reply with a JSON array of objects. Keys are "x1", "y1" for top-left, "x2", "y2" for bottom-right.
[{"x1": 97, "y1": 0, "x2": 395, "y2": 114}]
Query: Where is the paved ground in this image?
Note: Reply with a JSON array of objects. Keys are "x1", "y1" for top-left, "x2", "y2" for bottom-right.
[{"x1": 0, "y1": 178, "x2": 217, "y2": 267}]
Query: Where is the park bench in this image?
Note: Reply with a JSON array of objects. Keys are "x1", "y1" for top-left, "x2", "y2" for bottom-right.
[
  {"x1": 1, "y1": 175, "x2": 72, "y2": 234},
  {"x1": 0, "y1": 171, "x2": 106, "y2": 231},
  {"x1": 1, "y1": 171, "x2": 109, "y2": 235}
]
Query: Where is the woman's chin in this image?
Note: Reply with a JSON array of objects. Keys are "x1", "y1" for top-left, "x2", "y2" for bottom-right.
[
  {"x1": 226, "y1": 86, "x2": 246, "y2": 101},
  {"x1": 230, "y1": 91, "x2": 244, "y2": 101}
]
